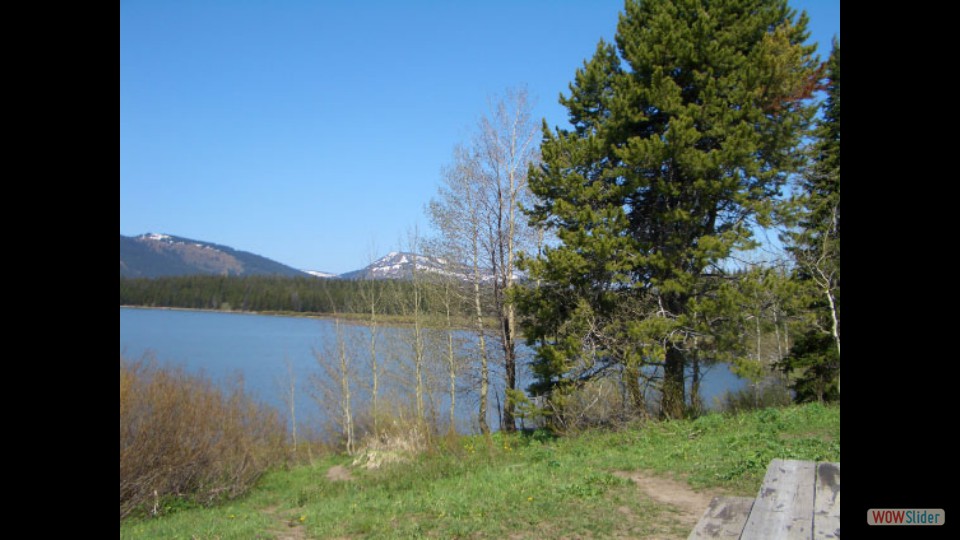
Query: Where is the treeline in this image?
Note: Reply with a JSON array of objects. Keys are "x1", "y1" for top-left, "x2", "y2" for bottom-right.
[{"x1": 120, "y1": 275, "x2": 485, "y2": 318}]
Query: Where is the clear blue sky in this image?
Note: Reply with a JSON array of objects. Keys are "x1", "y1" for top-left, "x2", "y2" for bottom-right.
[{"x1": 120, "y1": 0, "x2": 839, "y2": 274}]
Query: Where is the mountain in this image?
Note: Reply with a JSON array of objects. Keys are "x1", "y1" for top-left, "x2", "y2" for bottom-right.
[
  {"x1": 339, "y1": 251, "x2": 474, "y2": 281},
  {"x1": 120, "y1": 233, "x2": 309, "y2": 278}
]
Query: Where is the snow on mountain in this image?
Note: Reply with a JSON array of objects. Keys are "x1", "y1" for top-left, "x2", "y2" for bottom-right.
[
  {"x1": 304, "y1": 270, "x2": 339, "y2": 279},
  {"x1": 338, "y1": 251, "x2": 515, "y2": 282}
]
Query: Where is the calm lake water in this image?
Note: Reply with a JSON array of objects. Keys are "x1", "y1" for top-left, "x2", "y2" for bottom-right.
[{"x1": 119, "y1": 307, "x2": 746, "y2": 433}]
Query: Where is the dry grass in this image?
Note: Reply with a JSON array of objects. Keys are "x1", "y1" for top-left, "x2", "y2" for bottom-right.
[
  {"x1": 351, "y1": 413, "x2": 433, "y2": 469},
  {"x1": 119, "y1": 356, "x2": 288, "y2": 520}
]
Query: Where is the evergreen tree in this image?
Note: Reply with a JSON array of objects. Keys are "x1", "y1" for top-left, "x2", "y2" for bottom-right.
[
  {"x1": 780, "y1": 40, "x2": 840, "y2": 401},
  {"x1": 518, "y1": 0, "x2": 819, "y2": 420}
]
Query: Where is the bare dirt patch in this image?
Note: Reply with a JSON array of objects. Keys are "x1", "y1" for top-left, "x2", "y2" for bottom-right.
[
  {"x1": 325, "y1": 465, "x2": 353, "y2": 482},
  {"x1": 613, "y1": 470, "x2": 714, "y2": 515},
  {"x1": 262, "y1": 505, "x2": 308, "y2": 540},
  {"x1": 271, "y1": 524, "x2": 309, "y2": 540},
  {"x1": 614, "y1": 470, "x2": 723, "y2": 532}
]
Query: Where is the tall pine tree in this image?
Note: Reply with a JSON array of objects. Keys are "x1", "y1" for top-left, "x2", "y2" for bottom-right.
[
  {"x1": 780, "y1": 40, "x2": 840, "y2": 402},
  {"x1": 518, "y1": 0, "x2": 819, "y2": 420}
]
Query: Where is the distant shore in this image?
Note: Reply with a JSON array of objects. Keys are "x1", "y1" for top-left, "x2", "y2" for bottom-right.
[
  {"x1": 119, "y1": 305, "x2": 490, "y2": 330},
  {"x1": 120, "y1": 304, "x2": 392, "y2": 325}
]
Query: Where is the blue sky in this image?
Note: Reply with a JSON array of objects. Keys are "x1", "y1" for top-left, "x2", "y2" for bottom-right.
[{"x1": 120, "y1": 0, "x2": 840, "y2": 274}]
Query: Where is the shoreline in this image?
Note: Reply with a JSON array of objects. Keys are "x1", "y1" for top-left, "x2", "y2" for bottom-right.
[
  {"x1": 119, "y1": 305, "x2": 490, "y2": 330},
  {"x1": 120, "y1": 305, "x2": 393, "y2": 326},
  {"x1": 120, "y1": 304, "x2": 334, "y2": 320}
]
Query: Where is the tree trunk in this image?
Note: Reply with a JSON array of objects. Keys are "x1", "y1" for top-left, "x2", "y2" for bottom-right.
[
  {"x1": 774, "y1": 312, "x2": 783, "y2": 363},
  {"x1": 501, "y1": 308, "x2": 517, "y2": 432},
  {"x1": 824, "y1": 286, "x2": 840, "y2": 395},
  {"x1": 473, "y1": 276, "x2": 490, "y2": 435},
  {"x1": 285, "y1": 359, "x2": 297, "y2": 452},
  {"x1": 503, "y1": 161, "x2": 519, "y2": 433},
  {"x1": 661, "y1": 346, "x2": 685, "y2": 419},
  {"x1": 624, "y1": 362, "x2": 644, "y2": 416},
  {"x1": 445, "y1": 284, "x2": 457, "y2": 435},
  {"x1": 690, "y1": 356, "x2": 702, "y2": 417},
  {"x1": 448, "y1": 330, "x2": 456, "y2": 434},
  {"x1": 411, "y1": 251, "x2": 425, "y2": 425},
  {"x1": 414, "y1": 304, "x2": 425, "y2": 425},
  {"x1": 369, "y1": 299, "x2": 379, "y2": 435},
  {"x1": 335, "y1": 319, "x2": 355, "y2": 455},
  {"x1": 817, "y1": 205, "x2": 840, "y2": 395}
]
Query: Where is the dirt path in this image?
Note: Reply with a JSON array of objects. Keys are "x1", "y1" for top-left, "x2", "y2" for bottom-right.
[
  {"x1": 614, "y1": 470, "x2": 722, "y2": 538},
  {"x1": 325, "y1": 465, "x2": 352, "y2": 482},
  {"x1": 262, "y1": 505, "x2": 308, "y2": 540},
  {"x1": 261, "y1": 466, "x2": 352, "y2": 540}
]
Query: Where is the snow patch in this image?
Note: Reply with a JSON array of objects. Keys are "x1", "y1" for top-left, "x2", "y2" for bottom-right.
[{"x1": 305, "y1": 270, "x2": 338, "y2": 278}]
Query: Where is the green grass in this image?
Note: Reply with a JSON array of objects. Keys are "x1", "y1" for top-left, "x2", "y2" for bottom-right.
[{"x1": 120, "y1": 402, "x2": 839, "y2": 539}]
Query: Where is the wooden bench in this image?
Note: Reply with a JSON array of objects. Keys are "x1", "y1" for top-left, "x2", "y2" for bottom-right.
[{"x1": 688, "y1": 459, "x2": 840, "y2": 539}]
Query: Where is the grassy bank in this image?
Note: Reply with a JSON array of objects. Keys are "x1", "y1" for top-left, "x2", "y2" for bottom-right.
[{"x1": 120, "y1": 402, "x2": 839, "y2": 539}]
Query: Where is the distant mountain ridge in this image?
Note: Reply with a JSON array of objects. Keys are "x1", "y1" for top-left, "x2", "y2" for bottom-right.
[
  {"x1": 120, "y1": 233, "x2": 310, "y2": 278},
  {"x1": 119, "y1": 233, "x2": 505, "y2": 281}
]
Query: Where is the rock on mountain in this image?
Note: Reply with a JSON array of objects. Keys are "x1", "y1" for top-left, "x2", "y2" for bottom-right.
[{"x1": 120, "y1": 233, "x2": 309, "y2": 278}]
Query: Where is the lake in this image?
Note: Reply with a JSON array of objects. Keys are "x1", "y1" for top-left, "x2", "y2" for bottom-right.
[{"x1": 119, "y1": 307, "x2": 746, "y2": 433}]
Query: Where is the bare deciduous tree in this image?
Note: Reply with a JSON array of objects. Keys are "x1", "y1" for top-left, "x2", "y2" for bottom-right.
[
  {"x1": 356, "y1": 246, "x2": 385, "y2": 434},
  {"x1": 282, "y1": 357, "x2": 297, "y2": 452},
  {"x1": 428, "y1": 87, "x2": 540, "y2": 432},
  {"x1": 392, "y1": 227, "x2": 428, "y2": 426},
  {"x1": 312, "y1": 318, "x2": 356, "y2": 454},
  {"x1": 428, "y1": 146, "x2": 493, "y2": 433}
]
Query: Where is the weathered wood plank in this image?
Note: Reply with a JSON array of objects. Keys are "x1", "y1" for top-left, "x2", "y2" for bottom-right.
[
  {"x1": 688, "y1": 496, "x2": 755, "y2": 539},
  {"x1": 813, "y1": 462, "x2": 840, "y2": 539},
  {"x1": 740, "y1": 459, "x2": 816, "y2": 540}
]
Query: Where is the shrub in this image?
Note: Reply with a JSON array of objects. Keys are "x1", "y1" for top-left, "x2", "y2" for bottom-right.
[
  {"x1": 536, "y1": 376, "x2": 647, "y2": 433},
  {"x1": 119, "y1": 356, "x2": 287, "y2": 520},
  {"x1": 718, "y1": 377, "x2": 793, "y2": 413}
]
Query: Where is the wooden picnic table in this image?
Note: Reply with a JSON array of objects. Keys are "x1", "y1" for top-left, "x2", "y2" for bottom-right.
[{"x1": 688, "y1": 459, "x2": 840, "y2": 539}]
